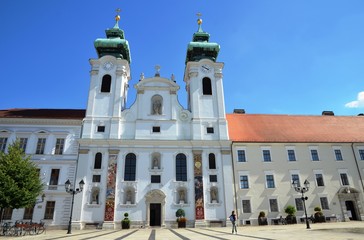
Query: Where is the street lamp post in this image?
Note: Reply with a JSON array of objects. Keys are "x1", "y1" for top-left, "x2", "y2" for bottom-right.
[
  {"x1": 65, "y1": 179, "x2": 85, "y2": 234},
  {"x1": 292, "y1": 179, "x2": 311, "y2": 229}
]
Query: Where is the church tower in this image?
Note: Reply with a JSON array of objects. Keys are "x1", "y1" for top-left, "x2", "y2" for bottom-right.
[
  {"x1": 183, "y1": 15, "x2": 228, "y2": 141},
  {"x1": 82, "y1": 11, "x2": 131, "y2": 139}
]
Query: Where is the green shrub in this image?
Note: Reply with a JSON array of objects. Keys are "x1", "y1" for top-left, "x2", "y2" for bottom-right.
[{"x1": 284, "y1": 205, "x2": 297, "y2": 216}]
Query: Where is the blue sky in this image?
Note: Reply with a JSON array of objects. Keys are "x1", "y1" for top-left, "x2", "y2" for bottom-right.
[{"x1": 1, "y1": 0, "x2": 363, "y2": 115}]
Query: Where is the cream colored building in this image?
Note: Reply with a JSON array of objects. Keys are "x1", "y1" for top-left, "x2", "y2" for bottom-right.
[{"x1": 227, "y1": 113, "x2": 364, "y2": 225}]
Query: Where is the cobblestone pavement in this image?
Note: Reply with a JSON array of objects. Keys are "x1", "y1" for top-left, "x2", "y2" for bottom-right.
[{"x1": 2, "y1": 222, "x2": 364, "y2": 240}]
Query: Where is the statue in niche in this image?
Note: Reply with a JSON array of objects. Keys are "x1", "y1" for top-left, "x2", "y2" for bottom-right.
[
  {"x1": 153, "y1": 157, "x2": 159, "y2": 169},
  {"x1": 179, "y1": 190, "x2": 185, "y2": 203},
  {"x1": 126, "y1": 190, "x2": 132, "y2": 203},
  {"x1": 211, "y1": 189, "x2": 217, "y2": 202},
  {"x1": 91, "y1": 188, "x2": 99, "y2": 204},
  {"x1": 152, "y1": 99, "x2": 162, "y2": 115}
]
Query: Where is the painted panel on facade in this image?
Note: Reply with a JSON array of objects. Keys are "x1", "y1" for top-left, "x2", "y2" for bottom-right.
[
  {"x1": 104, "y1": 155, "x2": 117, "y2": 221},
  {"x1": 194, "y1": 154, "x2": 204, "y2": 220}
]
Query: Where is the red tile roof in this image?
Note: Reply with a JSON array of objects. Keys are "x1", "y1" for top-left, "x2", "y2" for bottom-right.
[
  {"x1": 226, "y1": 113, "x2": 364, "y2": 143},
  {"x1": 0, "y1": 109, "x2": 85, "y2": 120}
]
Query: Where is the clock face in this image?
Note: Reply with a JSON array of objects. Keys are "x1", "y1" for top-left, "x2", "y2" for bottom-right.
[
  {"x1": 103, "y1": 62, "x2": 114, "y2": 71},
  {"x1": 201, "y1": 64, "x2": 212, "y2": 73}
]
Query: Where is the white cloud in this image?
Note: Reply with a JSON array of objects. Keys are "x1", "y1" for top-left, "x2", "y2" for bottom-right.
[{"x1": 345, "y1": 91, "x2": 364, "y2": 108}]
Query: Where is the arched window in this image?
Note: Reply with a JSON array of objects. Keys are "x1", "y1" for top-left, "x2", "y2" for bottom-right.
[
  {"x1": 151, "y1": 95, "x2": 163, "y2": 115},
  {"x1": 124, "y1": 153, "x2": 136, "y2": 181},
  {"x1": 209, "y1": 153, "x2": 216, "y2": 169},
  {"x1": 101, "y1": 75, "x2": 111, "y2": 93},
  {"x1": 202, "y1": 77, "x2": 212, "y2": 95},
  {"x1": 176, "y1": 153, "x2": 187, "y2": 181},
  {"x1": 94, "y1": 152, "x2": 102, "y2": 169}
]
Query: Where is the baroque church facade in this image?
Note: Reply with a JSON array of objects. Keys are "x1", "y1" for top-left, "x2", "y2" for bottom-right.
[{"x1": 1, "y1": 13, "x2": 364, "y2": 229}]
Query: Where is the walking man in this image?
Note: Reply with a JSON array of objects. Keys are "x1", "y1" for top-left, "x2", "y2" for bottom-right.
[{"x1": 229, "y1": 210, "x2": 237, "y2": 234}]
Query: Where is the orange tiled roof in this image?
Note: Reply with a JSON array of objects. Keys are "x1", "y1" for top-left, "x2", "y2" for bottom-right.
[
  {"x1": 226, "y1": 113, "x2": 364, "y2": 143},
  {"x1": 0, "y1": 108, "x2": 85, "y2": 120}
]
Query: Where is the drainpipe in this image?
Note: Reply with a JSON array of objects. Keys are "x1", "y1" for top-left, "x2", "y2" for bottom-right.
[
  {"x1": 230, "y1": 143, "x2": 239, "y2": 223},
  {"x1": 351, "y1": 143, "x2": 364, "y2": 192}
]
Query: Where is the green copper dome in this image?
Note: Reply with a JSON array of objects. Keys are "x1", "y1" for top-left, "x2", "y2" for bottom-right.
[
  {"x1": 185, "y1": 18, "x2": 220, "y2": 64},
  {"x1": 94, "y1": 15, "x2": 131, "y2": 63}
]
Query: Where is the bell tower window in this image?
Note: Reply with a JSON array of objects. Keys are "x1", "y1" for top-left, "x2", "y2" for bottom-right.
[
  {"x1": 202, "y1": 77, "x2": 212, "y2": 95},
  {"x1": 101, "y1": 75, "x2": 111, "y2": 93}
]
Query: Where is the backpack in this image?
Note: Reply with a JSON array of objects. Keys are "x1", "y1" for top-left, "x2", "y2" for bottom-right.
[{"x1": 229, "y1": 215, "x2": 234, "y2": 222}]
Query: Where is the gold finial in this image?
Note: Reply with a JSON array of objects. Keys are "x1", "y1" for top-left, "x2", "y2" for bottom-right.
[
  {"x1": 197, "y1": 12, "x2": 202, "y2": 25},
  {"x1": 155, "y1": 65, "x2": 161, "y2": 77},
  {"x1": 115, "y1": 8, "x2": 121, "y2": 22}
]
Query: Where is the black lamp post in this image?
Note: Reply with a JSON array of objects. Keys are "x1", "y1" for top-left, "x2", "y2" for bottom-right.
[
  {"x1": 65, "y1": 179, "x2": 85, "y2": 234},
  {"x1": 292, "y1": 179, "x2": 311, "y2": 229}
]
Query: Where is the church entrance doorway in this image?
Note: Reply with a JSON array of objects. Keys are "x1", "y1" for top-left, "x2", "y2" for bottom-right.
[
  {"x1": 150, "y1": 203, "x2": 161, "y2": 226},
  {"x1": 345, "y1": 201, "x2": 358, "y2": 220}
]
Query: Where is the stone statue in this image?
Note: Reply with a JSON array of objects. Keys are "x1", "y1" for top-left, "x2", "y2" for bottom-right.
[
  {"x1": 126, "y1": 191, "x2": 132, "y2": 203},
  {"x1": 179, "y1": 190, "x2": 185, "y2": 202},
  {"x1": 92, "y1": 188, "x2": 99, "y2": 204},
  {"x1": 153, "y1": 157, "x2": 159, "y2": 169},
  {"x1": 152, "y1": 99, "x2": 162, "y2": 115},
  {"x1": 211, "y1": 189, "x2": 217, "y2": 201}
]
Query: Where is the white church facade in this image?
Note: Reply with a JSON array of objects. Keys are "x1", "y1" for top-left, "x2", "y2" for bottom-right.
[{"x1": 1, "y1": 13, "x2": 364, "y2": 229}]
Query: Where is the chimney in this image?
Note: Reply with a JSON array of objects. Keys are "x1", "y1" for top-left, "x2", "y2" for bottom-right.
[
  {"x1": 233, "y1": 109, "x2": 245, "y2": 114},
  {"x1": 322, "y1": 111, "x2": 334, "y2": 116}
]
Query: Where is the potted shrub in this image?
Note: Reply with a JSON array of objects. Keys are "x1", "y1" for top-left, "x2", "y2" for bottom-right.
[
  {"x1": 258, "y1": 211, "x2": 267, "y2": 225},
  {"x1": 122, "y1": 212, "x2": 130, "y2": 229},
  {"x1": 284, "y1": 205, "x2": 297, "y2": 224},
  {"x1": 176, "y1": 208, "x2": 186, "y2": 228},
  {"x1": 314, "y1": 206, "x2": 326, "y2": 223}
]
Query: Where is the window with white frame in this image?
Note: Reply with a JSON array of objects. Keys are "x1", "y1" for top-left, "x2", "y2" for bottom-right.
[
  {"x1": 237, "y1": 149, "x2": 246, "y2": 162},
  {"x1": 262, "y1": 149, "x2": 271, "y2": 162},
  {"x1": 19, "y1": 138, "x2": 28, "y2": 152},
  {"x1": 310, "y1": 149, "x2": 319, "y2": 161},
  {"x1": 315, "y1": 173, "x2": 325, "y2": 187},
  {"x1": 269, "y1": 198, "x2": 278, "y2": 212},
  {"x1": 242, "y1": 200, "x2": 252, "y2": 213},
  {"x1": 36, "y1": 138, "x2": 46, "y2": 154},
  {"x1": 291, "y1": 174, "x2": 300, "y2": 187},
  {"x1": 295, "y1": 198, "x2": 304, "y2": 211},
  {"x1": 287, "y1": 149, "x2": 296, "y2": 161},
  {"x1": 0, "y1": 137, "x2": 7, "y2": 152},
  {"x1": 359, "y1": 149, "x2": 364, "y2": 160},
  {"x1": 334, "y1": 149, "x2": 343, "y2": 161},
  {"x1": 54, "y1": 138, "x2": 65, "y2": 155},
  {"x1": 340, "y1": 173, "x2": 350, "y2": 186},
  {"x1": 320, "y1": 197, "x2": 329, "y2": 210},
  {"x1": 266, "y1": 174, "x2": 275, "y2": 188},
  {"x1": 240, "y1": 175, "x2": 249, "y2": 189}
]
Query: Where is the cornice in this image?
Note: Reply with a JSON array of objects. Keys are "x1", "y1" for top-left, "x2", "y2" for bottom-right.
[{"x1": 0, "y1": 118, "x2": 83, "y2": 126}]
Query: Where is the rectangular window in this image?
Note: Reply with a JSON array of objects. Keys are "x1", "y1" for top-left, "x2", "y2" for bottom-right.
[
  {"x1": 19, "y1": 138, "x2": 28, "y2": 152},
  {"x1": 44, "y1": 201, "x2": 55, "y2": 219},
  {"x1": 23, "y1": 207, "x2": 34, "y2": 220},
  {"x1": 240, "y1": 175, "x2": 249, "y2": 189},
  {"x1": 209, "y1": 175, "x2": 217, "y2": 182},
  {"x1": 295, "y1": 198, "x2": 304, "y2": 211},
  {"x1": 97, "y1": 126, "x2": 105, "y2": 132},
  {"x1": 152, "y1": 126, "x2": 160, "y2": 133},
  {"x1": 269, "y1": 199, "x2": 278, "y2": 212},
  {"x1": 315, "y1": 173, "x2": 325, "y2": 187},
  {"x1": 359, "y1": 149, "x2": 364, "y2": 160},
  {"x1": 266, "y1": 175, "x2": 275, "y2": 188},
  {"x1": 151, "y1": 175, "x2": 161, "y2": 183},
  {"x1": 3, "y1": 208, "x2": 13, "y2": 220},
  {"x1": 0, "y1": 137, "x2": 8, "y2": 152},
  {"x1": 263, "y1": 150, "x2": 271, "y2": 162},
  {"x1": 340, "y1": 173, "x2": 350, "y2": 186},
  {"x1": 207, "y1": 127, "x2": 214, "y2": 134},
  {"x1": 48, "y1": 169, "x2": 60, "y2": 190},
  {"x1": 242, "y1": 200, "x2": 252, "y2": 213},
  {"x1": 92, "y1": 175, "x2": 101, "y2": 182},
  {"x1": 54, "y1": 138, "x2": 64, "y2": 155},
  {"x1": 320, "y1": 197, "x2": 329, "y2": 210},
  {"x1": 291, "y1": 174, "x2": 300, "y2": 187},
  {"x1": 334, "y1": 149, "x2": 343, "y2": 161},
  {"x1": 237, "y1": 150, "x2": 246, "y2": 162},
  {"x1": 311, "y1": 149, "x2": 319, "y2": 161},
  {"x1": 36, "y1": 138, "x2": 46, "y2": 154},
  {"x1": 287, "y1": 149, "x2": 296, "y2": 161}
]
